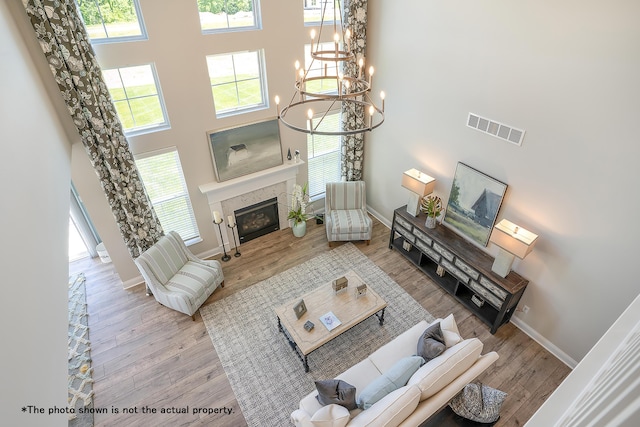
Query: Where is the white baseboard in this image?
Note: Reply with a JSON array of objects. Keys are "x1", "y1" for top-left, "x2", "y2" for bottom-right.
[
  {"x1": 511, "y1": 316, "x2": 578, "y2": 369},
  {"x1": 122, "y1": 275, "x2": 144, "y2": 290},
  {"x1": 366, "y1": 205, "x2": 391, "y2": 229}
]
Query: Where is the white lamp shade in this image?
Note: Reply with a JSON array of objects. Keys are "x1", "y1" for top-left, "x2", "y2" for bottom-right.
[
  {"x1": 489, "y1": 219, "x2": 538, "y2": 259},
  {"x1": 401, "y1": 168, "x2": 436, "y2": 196}
]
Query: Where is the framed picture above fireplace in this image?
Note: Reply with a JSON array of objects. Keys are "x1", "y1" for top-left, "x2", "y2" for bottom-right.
[{"x1": 207, "y1": 118, "x2": 283, "y2": 182}]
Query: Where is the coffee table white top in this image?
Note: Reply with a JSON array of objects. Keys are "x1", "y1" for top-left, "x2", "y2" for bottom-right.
[{"x1": 274, "y1": 271, "x2": 387, "y2": 355}]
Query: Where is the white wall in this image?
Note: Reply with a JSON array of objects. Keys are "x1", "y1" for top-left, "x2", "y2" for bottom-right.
[
  {"x1": 75, "y1": 0, "x2": 315, "y2": 284},
  {"x1": 0, "y1": 1, "x2": 71, "y2": 425},
  {"x1": 365, "y1": 0, "x2": 640, "y2": 363}
]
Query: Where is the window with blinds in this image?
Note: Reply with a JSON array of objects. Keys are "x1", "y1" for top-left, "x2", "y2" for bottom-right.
[
  {"x1": 307, "y1": 110, "x2": 342, "y2": 198},
  {"x1": 135, "y1": 147, "x2": 200, "y2": 242}
]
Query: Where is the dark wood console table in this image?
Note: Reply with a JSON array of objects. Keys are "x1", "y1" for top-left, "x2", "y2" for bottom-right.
[{"x1": 389, "y1": 206, "x2": 528, "y2": 334}]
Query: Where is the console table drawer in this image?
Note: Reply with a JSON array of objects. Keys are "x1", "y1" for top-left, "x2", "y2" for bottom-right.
[
  {"x1": 415, "y1": 239, "x2": 440, "y2": 263},
  {"x1": 469, "y1": 281, "x2": 503, "y2": 308},
  {"x1": 395, "y1": 216, "x2": 413, "y2": 231},
  {"x1": 454, "y1": 259, "x2": 480, "y2": 281},
  {"x1": 413, "y1": 229, "x2": 433, "y2": 246},
  {"x1": 441, "y1": 259, "x2": 470, "y2": 284},
  {"x1": 433, "y1": 243, "x2": 454, "y2": 262},
  {"x1": 479, "y1": 277, "x2": 508, "y2": 300},
  {"x1": 395, "y1": 225, "x2": 415, "y2": 243}
]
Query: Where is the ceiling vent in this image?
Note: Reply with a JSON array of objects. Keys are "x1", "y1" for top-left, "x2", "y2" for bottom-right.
[{"x1": 467, "y1": 113, "x2": 525, "y2": 146}]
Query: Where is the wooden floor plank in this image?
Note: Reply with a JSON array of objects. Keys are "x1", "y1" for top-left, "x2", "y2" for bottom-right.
[{"x1": 74, "y1": 216, "x2": 570, "y2": 426}]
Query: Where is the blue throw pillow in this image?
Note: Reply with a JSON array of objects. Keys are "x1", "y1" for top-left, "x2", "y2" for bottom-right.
[{"x1": 356, "y1": 356, "x2": 424, "y2": 409}]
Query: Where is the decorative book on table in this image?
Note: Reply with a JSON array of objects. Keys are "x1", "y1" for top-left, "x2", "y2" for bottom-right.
[{"x1": 320, "y1": 311, "x2": 341, "y2": 331}]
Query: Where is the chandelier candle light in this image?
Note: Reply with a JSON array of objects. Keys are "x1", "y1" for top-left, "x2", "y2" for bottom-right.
[{"x1": 275, "y1": 0, "x2": 385, "y2": 136}]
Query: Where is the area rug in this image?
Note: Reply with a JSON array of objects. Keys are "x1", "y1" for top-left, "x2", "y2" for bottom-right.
[
  {"x1": 200, "y1": 243, "x2": 434, "y2": 427},
  {"x1": 68, "y1": 273, "x2": 94, "y2": 426}
]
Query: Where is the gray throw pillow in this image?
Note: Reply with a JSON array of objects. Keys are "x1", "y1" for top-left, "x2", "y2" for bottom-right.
[
  {"x1": 417, "y1": 322, "x2": 446, "y2": 361},
  {"x1": 315, "y1": 379, "x2": 357, "y2": 410}
]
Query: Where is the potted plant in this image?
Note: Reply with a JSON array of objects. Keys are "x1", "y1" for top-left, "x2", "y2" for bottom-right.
[
  {"x1": 421, "y1": 195, "x2": 443, "y2": 229},
  {"x1": 288, "y1": 183, "x2": 311, "y2": 237}
]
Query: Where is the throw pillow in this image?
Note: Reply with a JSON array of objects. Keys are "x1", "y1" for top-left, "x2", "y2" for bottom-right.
[
  {"x1": 449, "y1": 382, "x2": 507, "y2": 423},
  {"x1": 357, "y1": 356, "x2": 424, "y2": 410},
  {"x1": 417, "y1": 322, "x2": 446, "y2": 361},
  {"x1": 315, "y1": 379, "x2": 357, "y2": 410},
  {"x1": 440, "y1": 314, "x2": 463, "y2": 347}
]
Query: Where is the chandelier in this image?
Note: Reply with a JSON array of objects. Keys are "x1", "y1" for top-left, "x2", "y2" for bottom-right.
[{"x1": 275, "y1": 1, "x2": 385, "y2": 136}]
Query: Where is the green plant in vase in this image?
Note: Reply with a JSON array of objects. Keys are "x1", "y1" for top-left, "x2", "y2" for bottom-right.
[
  {"x1": 288, "y1": 183, "x2": 311, "y2": 237},
  {"x1": 420, "y1": 195, "x2": 443, "y2": 229}
]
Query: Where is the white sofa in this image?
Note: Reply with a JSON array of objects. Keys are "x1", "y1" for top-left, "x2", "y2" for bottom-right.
[{"x1": 291, "y1": 315, "x2": 499, "y2": 427}]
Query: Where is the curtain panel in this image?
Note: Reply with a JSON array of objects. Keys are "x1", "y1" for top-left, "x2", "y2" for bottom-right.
[
  {"x1": 341, "y1": 0, "x2": 367, "y2": 181},
  {"x1": 23, "y1": 0, "x2": 163, "y2": 258}
]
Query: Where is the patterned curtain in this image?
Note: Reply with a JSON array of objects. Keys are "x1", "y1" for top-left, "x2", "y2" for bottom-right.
[
  {"x1": 23, "y1": 0, "x2": 163, "y2": 258},
  {"x1": 341, "y1": 0, "x2": 367, "y2": 181}
]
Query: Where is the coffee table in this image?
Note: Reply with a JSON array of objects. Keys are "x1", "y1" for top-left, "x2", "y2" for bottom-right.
[{"x1": 274, "y1": 271, "x2": 387, "y2": 372}]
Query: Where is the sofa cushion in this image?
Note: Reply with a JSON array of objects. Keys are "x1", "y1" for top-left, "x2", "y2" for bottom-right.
[
  {"x1": 440, "y1": 314, "x2": 463, "y2": 348},
  {"x1": 368, "y1": 320, "x2": 430, "y2": 374},
  {"x1": 309, "y1": 404, "x2": 350, "y2": 427},
  {"x1": 315, "y1": 379, "x2": 357, "y2": 410},
  {"x1": 349, "y1": 385, "x2": 421, "y2": 427},
  {"x1": 417, "y1": 322, "x2": 446, "y2": 361},
  {"x1": 357, "y1": 356, "x2": 424, "y2": 410},
  {"x1": 408, "y1": 338, "x2": 484, "y2": 401}
]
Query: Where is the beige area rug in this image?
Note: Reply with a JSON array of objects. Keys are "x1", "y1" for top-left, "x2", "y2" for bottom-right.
[
  {"x1": 68, "y1": 273, "x2": 94, "y2": 426},
  {"x1": 200, "y1": 243, "x2": 434, "y2": 427}
]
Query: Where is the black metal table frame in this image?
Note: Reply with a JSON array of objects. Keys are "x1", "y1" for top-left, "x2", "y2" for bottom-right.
[{"x1": 277, "y1": 307, "x2": 386, "y2": 372}]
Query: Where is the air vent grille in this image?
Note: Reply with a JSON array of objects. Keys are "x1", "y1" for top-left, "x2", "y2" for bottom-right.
[{"x1": 467, "y1": 113, "x2": 525, "y2": 146}]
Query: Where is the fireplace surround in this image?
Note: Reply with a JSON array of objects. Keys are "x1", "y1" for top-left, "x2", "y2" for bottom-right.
[{"x1": 199, "y1": 161, "x2": 302, "y2": 254}]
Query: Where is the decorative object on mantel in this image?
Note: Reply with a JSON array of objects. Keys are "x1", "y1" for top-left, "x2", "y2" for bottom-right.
[
  {"x1": 294, "y1": 149, "x2": 300, "y2": 163},
  {"x1": 288, "y1": 183, "x2": 313, "y2": 238},
  {"x1": 274, "y1": 0, "x2": 385, "y2": 136},
  {"x1": 332, "y1": 276, "x2": 348, "y2": 293},
  {"x1": 489, "y1": 219, "x2": 538, "y2": 278},
  {"x1": 421, "y1": 195, "x2": 443, "y2": 229},
  {"x1": 287, "y1": 148, "x2": 292, "y2": 160},
  {"x1": 227, "y1": 215, "x2": 241, "y2": 258},
  {"x1": 402, "y1": 168, "x2": 436, "y2": 216},
  {"x1": 443, "y1": 162, "x2": 507, "y2": 247},
  {"x1": 213, "y1": 211, "x2": 231, "y2": 262},
  {"x1": 207, "y1": 118, "x2": 283, "y2": 182}
]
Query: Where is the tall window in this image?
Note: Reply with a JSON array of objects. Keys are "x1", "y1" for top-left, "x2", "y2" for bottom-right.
[
  {"x1": 135, "y1": 148, "x2": 200, "y2": 242},
  {"x1": 303, "y1": 0, "x2": 342, "y2": 26},
  {"x1": 307, "y1": 111, "x2": 342, "y2": 198},
  {"x1": 206, "y1": 50, "x2": 268, "y2": 117},
  {"x1": 197, "y1": 0, "x2": 262, "y2": 33},
  {"x1": 76, "y1": 0, "x2": 147, "y2": 42},
  {"x1": 102, "y1": 64, "x2": 169, "y2": 135}
]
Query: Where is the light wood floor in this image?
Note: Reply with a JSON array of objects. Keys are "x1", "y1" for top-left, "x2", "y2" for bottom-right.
[{"x1": 70, "y1": 216, "x2": 570, "y2": 426}]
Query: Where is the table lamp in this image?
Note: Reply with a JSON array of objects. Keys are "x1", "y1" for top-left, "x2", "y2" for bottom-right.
[
  {"x1": 489, "y1": 219, "x2": 538, "y2": 277},
  {"x1": 401, "y1": 169, "x2": 436, "y2": 216}
]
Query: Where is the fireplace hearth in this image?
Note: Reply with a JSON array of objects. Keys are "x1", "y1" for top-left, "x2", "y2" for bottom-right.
[{"x1": 235, "y1": 198, "x2": 280, "y2": 243}]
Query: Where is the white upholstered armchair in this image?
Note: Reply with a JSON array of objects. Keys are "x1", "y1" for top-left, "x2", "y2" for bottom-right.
[
  {"x1": 325, "y1": 181, "x2": 373, "y2": 245},
  {"x1": 134, "y1": 231, "x2": 224, "y2": 320}
]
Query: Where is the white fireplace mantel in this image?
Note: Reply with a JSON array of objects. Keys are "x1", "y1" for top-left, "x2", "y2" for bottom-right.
[
  {"x1": 199, "y1": 161, "x2": 303, "y2": 253},
  {"x1": 199, "y1": 161, "x2": 303, "y2": 205}
]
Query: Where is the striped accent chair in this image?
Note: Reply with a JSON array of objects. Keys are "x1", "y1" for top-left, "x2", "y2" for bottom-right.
[
  {"x1": 325, "y1": 181, "x2": 373, "y2": 245},
  {"x1": 134, "y1": 231, "x2": 224, "y2": 320}
]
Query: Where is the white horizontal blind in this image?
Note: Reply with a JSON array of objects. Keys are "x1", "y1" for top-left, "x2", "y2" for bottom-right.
[
  {"x1": 135, "y1": 147, "x2": 200, "y2": 241},
  {"x1": 307, "y1": 110, "x2": 342, "y2": 198}
]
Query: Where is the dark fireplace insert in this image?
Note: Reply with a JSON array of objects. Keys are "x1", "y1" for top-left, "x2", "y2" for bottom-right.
[{"x1": 234, "y1": 197, "x2": 279, "y2": 243}]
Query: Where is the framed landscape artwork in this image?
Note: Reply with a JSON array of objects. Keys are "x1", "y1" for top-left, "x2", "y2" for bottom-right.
[
  {"x1": 443, "y1": 162, "x2": 507, "y2": 247},
  {"x1": 207, "y1": 118, "x2": 283, "y2": 182}
]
